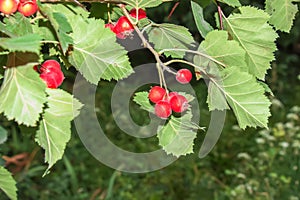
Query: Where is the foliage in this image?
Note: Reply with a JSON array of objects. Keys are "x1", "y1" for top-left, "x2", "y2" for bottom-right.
[{"x1": 0, "y1": 0, "x2": 299, "y2": 199}]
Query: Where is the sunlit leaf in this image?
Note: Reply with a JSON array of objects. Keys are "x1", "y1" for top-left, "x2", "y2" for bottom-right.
[
  {"x1": 69, "y1": 16, "x2": 133, "y2": 84},
  {"x1": 0, "y1": 64, "x2": 46, "y2": 126},
  {"x1": 224, "y1": 6, "x2": 278, "y2": 80},
  {"x1": 0, "y1": 166, "x2": 17, "y2": 200},
  {"x1": 35, "y1": 89, "x2": 83, "y2": 175}
]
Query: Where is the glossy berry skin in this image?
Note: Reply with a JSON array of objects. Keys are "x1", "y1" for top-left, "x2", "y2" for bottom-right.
[
  {"x1": 176, "y1": 69, "x2": 192, "y2": 84},
  {"x1": 165, "y1": 91, "x2": 178, "y2": 101},
  {"x1": 148, "y1": 86, "x2": 166, "y2": 103},
  {"x1": 129, "y1": 8, "x2": 147, "y2": 20},
  {"x1": 155, "y1": 100, "x2": 172, "y2": 119},
  {"x1": 18, "y1": 0, "x2": 38, "y2": 16},
  {"x1": 40, "y1": 60, "x2": 61, "y2": 73},
  {"x1": 169, "y1": 94, "x2": 189, "y2": 113},
  {"x1": 113, "y1": 16, "x2": 134, "y2": 39},
  {"x1": 40, "y1": 70, "x2": 64, "y2": 89},
  {"x1": 39, "y1": 60, "x2": 64, "y2": 89},
  {"x1": 0, "y1": 0, "x2": 18, "y2": 15}
]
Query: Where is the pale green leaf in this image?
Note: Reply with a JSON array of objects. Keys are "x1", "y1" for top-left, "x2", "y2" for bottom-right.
[
  {"x1": 39, "y1": 4, "x2": 73, "y2": 53},
  {"x1": 224, "y1": 6, "x2": 278, "y2": 80},
  {"x1": 0, "y1": 126, "x2": 7, "y2": 144},
  {"x1": 0, "y1": 74, "x2": 3, "y2": 80},
  {"x1": 199, "y1": 30, "x2": 246, "y2": 69},
  {"x1": 0, "y1": 64, "x2": 47, "y2": 126},
  {"x1": 121, "y1": 0, "x2": 163, "y2": 8},
  {"x1": 191, "y1": 1, "x2": 213, "y2": 38},
  {"x1": 208, "y1": 66, "x2": 271, "y2": 129},
  {"x1": 35, "y1": 89, "x2": 83, "y2": 175},
  {"x1": 0, "y1": 34, "x2": 41, "y2": 54},
  {"x1": 69, "y1": 16, "x2": 133, "y2": 84},
  {"x1": 0, "y1": 166, "x2": 17, "y2": 200},
  {"x1": 4, "y1": 12, "x2": 33, "y2": 36},
  {"x1": 133, "y1": 91, "x2": 154, "y2": 113},
  {"x1": 268, "y1": 0, "x2": 299, "y2": 32},
  {"x1": 157, "y1": 111, "x2": 198, "y2": 157},
  {"x1": 218, "y1": 0, "x2": 241, "y2": 7},
  {"x1": 146, "y1": 23, "x2": 195, "y2": 58}
]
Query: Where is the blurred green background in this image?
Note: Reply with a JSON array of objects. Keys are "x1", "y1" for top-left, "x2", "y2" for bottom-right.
[{"x1": 1, "y1": 0, "x2": 300, "y2": 199}]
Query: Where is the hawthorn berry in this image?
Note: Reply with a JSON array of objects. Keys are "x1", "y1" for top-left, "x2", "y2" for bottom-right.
[
  {"x1": 148, "y1": 86, "x2": 166, "y2": 103},
  {"x1": 40, "y1": 60, "x2": 61, "y2": 73},
  {"x1": 40, "y1": 70, "x2": 64, "y2": 89},
  {"x1": 165, "y1": 91, "x2": 178, "y2": 101},
  {"x1": 113, "y1": 16, "x2": 134, "y2": 39},
  {"x1": 18, "y1": 0, "x2": 38, "y2": 17},
  {"x1": 176, "y1": 69, "x2": 192, "y2": 84},
  {"x1": 155, "y1": 100, "x2": 172, "y2": 119},
  {"x1": 129, "y1": 8, "x2": 147, "y2": 20},
  {"x1": 169, "y1": 94, "x2": 189, "y2": 113},
  {"x1": 0, "y1": 0, "x2": 18, "y2": 15},
  {"x1": 39, "y1": 60, "x2": 64, "y2": 89}
]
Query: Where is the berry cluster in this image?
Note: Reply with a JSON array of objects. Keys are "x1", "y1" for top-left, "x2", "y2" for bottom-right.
[
  {"x1": 105, "y1": 8, "x2": 147, "y2": 39},
  {"x1": 34, "y1": 60, "x2": 65, "y2": 89},
  {"x1": 147, "y1": 69, "x2": 193, "y2": 119},
  {"x1": 148, "y1": 86, "x2": 189, "y2": 119},
  {"x1": 0, "y1": 0, "x2": 38, "y2": 16}
]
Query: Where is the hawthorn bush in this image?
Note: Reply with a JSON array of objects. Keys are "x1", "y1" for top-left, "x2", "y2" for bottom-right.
[{"x1": 0, "y1": 0, "x2": 299, "y2": 199}]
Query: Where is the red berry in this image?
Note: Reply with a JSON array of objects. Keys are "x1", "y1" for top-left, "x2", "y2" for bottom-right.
[
  {"x1": 18, "y1": 0, "x2": 38, "y2": 16},
  {"x1": 39, "y1": 60, "x2": 64, "y2": 89},
  {"x1": 113, "y1": 16, "x2": 134, "y2": 39},
  {"x1": 148, "y1": 86, "x2": 166, "y2": 103},
  {"x1": 40, "y1": 60, "x2": 61, "y2": 73},
  {"x1": 0, "y1": 0, "x2": 18, "y2": 15},
  {"x1": 176, "y1": 69, "x2": 192, "y2": 84},
  {"x1": 165, "y1": 91, "x2": 178, "y2": 101},
  {"x1": 169, "y1": 94, "x2": 189, "y2": 113},
  {"x1": 40, "y1": 69, "x2": 64, "y2": 89},
  {"x1": 129, "y1": 8, "x2": 147, "y2": 20},
  {"x1": 155, "y1": 100, "x2": 172, "y2": 119}
]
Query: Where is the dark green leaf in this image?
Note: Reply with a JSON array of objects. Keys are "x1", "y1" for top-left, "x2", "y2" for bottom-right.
[{"x1": 191, "y1": 1, "x2": 213, "y2": 38}]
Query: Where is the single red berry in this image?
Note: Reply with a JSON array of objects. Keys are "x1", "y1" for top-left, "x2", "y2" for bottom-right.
[
  {"x1": 176, "y1": 69, "x2": 192, "y2": 84},
  {"x1": 113, "y1": 16, "x2": 134, "y2": 39},
  {"x1": 0, "y1": 0, "x2": 18, "y2": 15},
  {"x1": 169, "y1": 94, "x2": 189, "y2": 113},
  {"x1": 40, "y1": 69, "x2": 65, "y2": 89},
  {"x1": 129, "y1": 8, "x2": 147, "y2": 20},
  {"x1": 18, "y1": 0, "x2": 38, "y2": 16},
  {"x1": 40, "y1": 60, "x2": 61, "y2": 74},
  {"x1": 155, "y1": 100, "x2": 172, "y2": 119},
  {"x1": 148, "y1": 86, "x2": 166, "y2": 103}
]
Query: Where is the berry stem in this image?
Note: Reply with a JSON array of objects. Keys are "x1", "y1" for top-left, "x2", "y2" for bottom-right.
[
  {"x1": 119, "y1": 4, "x2": 173, "y2": 90},
  {"x1": 159, "y1": 48, "x2": 226, "y2": 68}
]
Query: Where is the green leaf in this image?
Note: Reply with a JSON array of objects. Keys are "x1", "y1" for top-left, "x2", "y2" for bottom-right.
[
  {"x1": 208, "y1": 66, "x2": 271, "y2": 129},
  {"x1": 0, "y1": 126, "x2": 7, "y2": 144},
  {"x1": 146, "y1": 23, "x2": 195, "y2": 58},
  {"x1": 0, "y1": 63, "x2": 47, "y2": 126},
  {"x1": 218, "y1": 0, "x2": 241, "y2": 7},
  {"x1": 0, "y1": 74, "x2": 3, "y2": 80},
  {"x1": 0, "y1": 34, "x2": 41, "y2": 54},
  {"x1": 121, "y1": 0, "x2": 163, "y2": 8},
  {"x1": 199, "y1": 30, "x2": 246, "y2": 69},
  {"x1": 133, "y1": 91, "x2": 154, "y2": 113},
  {"x1": 35, "y1": 89, "x2": 83, "y2": 175},
  {"x1": 224, "y1": 6, "x2": 278, "y2": 80},
  {"x1": 4, "y1": 13, "x2": 33, "y2": 36},
  {"x1": 268, "y1": 0, "x2": 299, "y2": 32},
  {"x1": 191, "y1": 1, "x2": 213, "y2": 39},
  {"x1": 157, "y1": 111, "x2": 198, "y2": 157},
  {"x1": 39, "y1": 4, "x2": 74, "y2": 53},
  {"x1": 0, "y1": 166, "x2": 17, "y2": 200},
  {"x1": 69, "y1": 16, "x2": 133, "y2": 84}
]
